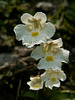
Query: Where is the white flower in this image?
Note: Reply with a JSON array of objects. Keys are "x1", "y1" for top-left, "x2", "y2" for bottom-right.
[
  {"x1": 14, "y1": 12, "x2": 55, "y2": 48},
  {"x1": 41, "y1": 69, "x2": 66, "y2": 90},
  {"x1": 27, "y1": 75, "x2": 43, "y2": 90},
  {"x1": 31, "y1": 38, "x2": 70, "y2": 70}
]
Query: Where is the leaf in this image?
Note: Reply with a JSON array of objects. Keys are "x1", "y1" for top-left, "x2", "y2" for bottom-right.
[
  {"x1": 23, "y1": 90, "x2": 37, "y2": 99},
  {"x1": 23, "y1": 90, "x2": 44, "y2": 100}
]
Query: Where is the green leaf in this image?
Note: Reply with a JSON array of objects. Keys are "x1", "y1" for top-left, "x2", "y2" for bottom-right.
[
  {"x1": 23, "y1": 90, "x2": 44, "y2": 100},
  {"x1": 23, "y1": 90, "x2": 37, "y2": 99}
]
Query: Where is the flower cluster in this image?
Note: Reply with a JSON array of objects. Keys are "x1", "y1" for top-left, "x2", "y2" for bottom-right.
[{"x1": 14, "y1": 12, "x2": 70, "y2": 90}]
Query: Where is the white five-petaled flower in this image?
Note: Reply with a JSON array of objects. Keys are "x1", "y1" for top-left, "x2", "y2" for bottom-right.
[
  {"x1": 27, "y1": 75, "x2": 43, "y2": 90},
  {"x1": 31, "y1": 38, "x2": 70, "y2": 70},
  {"x1": 41, "y1": 69, "x2": 66, "y2": 90},
  {"x1": 14, "y1": 12, "x2": 55, "y2": 48}
]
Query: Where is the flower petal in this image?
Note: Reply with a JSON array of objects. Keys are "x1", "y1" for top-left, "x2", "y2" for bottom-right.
[
  {"x1": 53, "y1": 38, "x2": 63, "y2": 47},
  {"x1": 27, "y1": 29, "x2": 46, "y2": 48},
  {"x1": 57, "y1": 48, "x2": 70, "y2": 63},
  {"x1": 22, "y1": 28, "x2": 47, "y2": 48},
  {"x1": 51, "y1": 80, "x2": 60, "y2": 88},
  {"x1": 29, "y1": 82, "x2": 43, "y2": 90},
  {"x1": 58, "y1": 70, "x2": 66, "y2": 81},
  {"x1": 41, "y1": 71, "x2": 49, "y2": 82},
  {"x1": 14, "y1": 24, "x2": 29, "y2": 41},
  {"x1": 34, "y1": 12, "x2": 47, "y2": 23},
  {"x1": 21, "y1": 13, "x2": 33, "y2": 24},
  {"x1": 22, "y1": 35, "x2": 33, "y2": 46},
  {"x1": 31, "y1": 46, "x2": 44, "y2": 60},
  {"x1": 32, "y1": 29, "x2": 46, "y2": 43},
  {"x1": 42, "y1": 22, "x2": 55, "y2": 39},
  {"x1": 37, "y1": 57, "x2": 61, "y2": 70},
  {"x1": 27, "y1": 81, "x2": 31, "y2": 86},
  {"x1": 27, "y1": 76, "x2": 43, "y2": 90},
  {"x1": 45, "y1": 79, "x2": 60, "y2": 89}
]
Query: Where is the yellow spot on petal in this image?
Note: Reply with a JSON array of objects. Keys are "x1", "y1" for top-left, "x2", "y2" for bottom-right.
[
  {"x1": 49, "y1": 56, "x2": 54, "y2": 61},
  {"x1": 51, "y1": 78, "x2": 56, "y2": 82},
  {"x1": 46, "y1": 56, "x2": 50, "y2": 61},
  {"x1": 34, "y1": 86, "x2": 38, "y2": 88},
  {"x1": 46, "y1": 56, "x2": 54, "y2": 62},
  {"x1": 31, "y1": 32, "x2": 39, "y2": 37},
  {"x1": 29, "y1": 41, "x2": 32, "y2": 43}
]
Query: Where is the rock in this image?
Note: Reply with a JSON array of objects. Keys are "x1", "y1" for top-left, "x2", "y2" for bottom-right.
[
  {"x1": 14, "y1": 46, "x2": 34, "y2": 57},
  {"x1": 36, "y1": 2, "x2": 54, "y2": 12},
  {"x1": 0, "y1": 46, "x2": 34, "y2": 67},
  {"x1": 0, "y1": 53, "x2": 18, "y2": 66}
]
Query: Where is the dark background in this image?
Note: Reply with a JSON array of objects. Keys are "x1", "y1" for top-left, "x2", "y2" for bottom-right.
[{"x1": 0, "y1": 0, "x2": 75, "y2": 100}]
